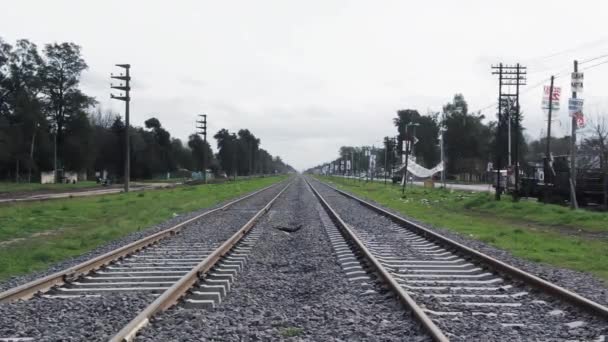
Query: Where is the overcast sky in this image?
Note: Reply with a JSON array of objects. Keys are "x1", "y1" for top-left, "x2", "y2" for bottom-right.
[{"x1": 3, "y1": 0, "x2": 608, "y2": 170}]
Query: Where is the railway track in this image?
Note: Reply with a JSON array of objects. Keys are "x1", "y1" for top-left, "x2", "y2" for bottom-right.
[
  {"x1": 0, "y1": 179, "x2": 292, "y2": 341},
  {"x1": 306, "y1": 177, "x2": 608, "y2": 341}
]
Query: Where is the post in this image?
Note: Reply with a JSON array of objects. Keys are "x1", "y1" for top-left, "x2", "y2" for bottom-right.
[
  {"x1": 402, "y1": 136, "x2": 410, "y2": 195},
  {"x1": 545, "y1": 75, "x2": 555, "y2": 185},
  {"x1": 384, "y1": 139, "x2": 388, "y2": 185},
  {"x1": 570, "y1": 61, "x2": 579, "y2": 209},
  {"x1": 232, "y1": 134, "x2": 237, "y2": 181},
  {"x1": 197, "y1": 114, "x2": 207, "y2": 183},
  {"x1": 495, "y1": 63, "x2": 503, "y2": 200},
  {"x1": 53, "y1": 125, "x2": 58, "y2": 183},
  {"x1": 111, "y1": 64, "x2": 131, "y2": 192},
  {"x1": 440, "y1": 112, "x2": 446, "y2": 188},
  {"x1": 513, "y1": 63, "x2": 521, "y2": 201}
]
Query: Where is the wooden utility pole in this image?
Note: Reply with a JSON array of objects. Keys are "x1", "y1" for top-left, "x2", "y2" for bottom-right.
[
  {"x1": 545, "y1": 75, "x2": 555, "y2": 186},
  {"x1": 111, "y1": 64, "x2": 131, "y2": 192},
  {"x1": 494, "y1": 63, "x2": 504, "y2": 200},
  {"x1": 492, "y1": 63, "x2": 527, "y2": 201},
  {"x1": 197, "y1": 114, "x2": 208, "y2": 183},
  {"x1": 570, "y1": 61, "x2": 579, "y2": 209}
]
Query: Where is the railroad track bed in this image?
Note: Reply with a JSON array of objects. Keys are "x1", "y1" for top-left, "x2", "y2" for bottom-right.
[
  {"x1": 308, "y1": 178, "x2": 608, "y2": 341},
  {"x1": 0, "y1": 186, "x2": 283, "y2": 295},
  {"x1": 137, "y1": 178, "x2": 429, "y2": 341},
  {"x1": 0, "y1": 183, "x2": 287, "y2": 341}
]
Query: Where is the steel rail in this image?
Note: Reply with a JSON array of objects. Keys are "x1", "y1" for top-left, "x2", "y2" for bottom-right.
[
  {"x1": 0, "y1": 180, "x2": 287, "y2": 303},
  {"x1": 110, "y1": 181, "x2": 292, "y2": 342},
  {"x1": 312, "y1": 177, "x2": 608, "y2": 320},
  {"x1": 305, "y1": 178, "x2": 449, "y2": 342}
]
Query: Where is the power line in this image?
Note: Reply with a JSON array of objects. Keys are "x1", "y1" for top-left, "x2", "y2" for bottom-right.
[
  {"x1": 581, "y1": 58, "x2": 608, "y2": 72},
  {"x1": 579, "y1": 53, "x2": 608, "y2": 65},
  {"x1": 523, "y1": 36, "x2": 608, "y2": 64}
]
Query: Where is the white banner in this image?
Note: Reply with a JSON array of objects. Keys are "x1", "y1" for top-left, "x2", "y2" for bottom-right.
[{"x1": 396, "y1": 159, "x2": 444, "y2": 178}]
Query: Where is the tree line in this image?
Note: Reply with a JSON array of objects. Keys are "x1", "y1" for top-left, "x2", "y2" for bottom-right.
[
  {"x1": 0, "y1": 37, "x2": 293, "y2": 182},
  {"x1": 308, "y1": 93, "x2": 607, "y2": 185}
]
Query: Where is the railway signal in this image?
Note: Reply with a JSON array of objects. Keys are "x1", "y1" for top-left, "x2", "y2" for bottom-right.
[{"x1": 111, "y1": 64, "x2": 131, "y2": 193}]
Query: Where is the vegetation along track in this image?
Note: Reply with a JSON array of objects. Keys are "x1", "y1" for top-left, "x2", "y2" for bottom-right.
[
  {"x1": 0, "y1": 179, "x2": 292, "y2": 341},
  {"x1": 306, "y1": 177, "x2": 608, "y2": 341}
]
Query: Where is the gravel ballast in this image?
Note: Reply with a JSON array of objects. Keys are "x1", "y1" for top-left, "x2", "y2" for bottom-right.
[
  {"x1": 0, "y1": 182, "x2": 288, "y2": 341},
  {"x1": 321, "y1": 179, "x2": 608, "y2": 308},
  {"x1": 138, "y1": 177, "x2": 430, "y2": 341},
  {"x1": 0, "y1": 181, "x2": 286, "y2": 293},
  {"x1": 311, "y1": 178, "x2": 608, "y2": 341}
]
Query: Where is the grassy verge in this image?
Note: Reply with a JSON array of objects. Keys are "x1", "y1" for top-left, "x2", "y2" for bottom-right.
[
  {"x1": 0, "y1": 181, "x2": 100, "y2": 194},
  {"x1": 0, "y1": 176, "x2": 287, "y2": 281},
  {"x1": 318, "y1": 176, "x2": 608, "y2": 281}
]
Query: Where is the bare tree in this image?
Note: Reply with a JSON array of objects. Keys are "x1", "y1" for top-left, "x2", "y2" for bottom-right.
[{"x1": 583, "y1": 114, "x2": 608, "y2": 208}]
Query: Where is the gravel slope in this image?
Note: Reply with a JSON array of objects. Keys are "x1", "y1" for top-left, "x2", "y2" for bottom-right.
[{"x1": 139, "y1": 178, "x2": 430, "y2": 341}]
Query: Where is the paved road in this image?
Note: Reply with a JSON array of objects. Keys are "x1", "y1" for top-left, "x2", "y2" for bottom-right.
[{"x1": 0, "y1": 182, "x2": 178, "y2": 204}]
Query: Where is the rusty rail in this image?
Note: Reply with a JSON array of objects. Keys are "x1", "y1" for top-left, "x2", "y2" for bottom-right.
[
  {"x1": 312, "y1": 177, "x2": 608, "y2": 320},
  {"x1": 0, "y1": 181, "x2": 285, "y2": 303},
  {"x1": 110, "y1": 181, "x2": 292, "y2": 341},
  {"x1": 305, "y1": 178, "x2": 449, "y2": 342}
]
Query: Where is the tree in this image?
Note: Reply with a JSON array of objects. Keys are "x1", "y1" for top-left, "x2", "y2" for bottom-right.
[
  {"x1": 41, "y1": 42, "x2": 95, "y2": 169},
  {"x1": 214, "y1": 128, "x2": 238, "y2": 176},
  {"x1": 582, "y1": 115, "x2": 608, "y2": 207},
  {"x1": 188, "y1": 134, "x2": 213, "y2": 172},
  {"x1": 62, "y1": 111, "x2": 94, "y2": 172},
  {"x1": 237, "y1": 129, "x2": 260, "y2": 175},
  {"x1": 0, "y1": 39, "x2": 46, "y2": 181},
  {"x1": 443, "y1": 94, "x2": 493, "y2": 178}
]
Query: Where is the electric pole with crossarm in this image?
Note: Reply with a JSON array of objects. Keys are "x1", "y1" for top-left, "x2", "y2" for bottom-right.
[
  {"x1": 197, "y1": 114, "x2": 208, "y2": 183},
  {"x1": 111, "y1": 64, "x2": 131, "y2": 192}
]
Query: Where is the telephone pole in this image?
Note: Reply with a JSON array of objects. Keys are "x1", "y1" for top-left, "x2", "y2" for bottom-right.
[
  {"x1": 111, "y1": 64, "x2": 131, "y2": 192},
  {"x1": 196, "y1": 114, "x2": 207, "y2": 183},
  {"x1": 492, "y1": 63, "x2": 527, "y2": 200},
  {"x1": 545, "y1": 75, "x2": 556, "y2": 190},
  {"x1": 440, "y1": 111, "x2": 446, "y2": 188},
  {"x1": 569, "y1": 61, "x2": 580, "y2": 209}
]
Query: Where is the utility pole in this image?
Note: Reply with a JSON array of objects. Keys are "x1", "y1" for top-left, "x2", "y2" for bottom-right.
[
  {"x1": 513, "y1": 64, "x2": 522, "y2": 201},
  {"x1": 384, "y1": 138, "x2": 388, "y2": 185},
  {"x1": 569, "y1": 61, "x2": 579, "y2": 209},
  {"x1": 545, "y1": 75, "x2": 555, "y2": 192},
  {"x1": 196, "y1": 114, "x2": 207, "y2": 183},
  {"x1": 402, "y1": 133, "x2": 410, "y2": 195},
  {"x1": 231, "y1": 133, "x2": 237, "y2": 181},
  {"x1": 111, "y1": 64, "x2": 131, "y2": 193},
  {"x1": 53, "y1": 123, "x2": 58, "y2": 183},
  {"x1": 492, "y1": 63, "x2": 527, "y2": 200},
  {"x1": 440, "y1": 111, "x2": 446, "y2": 188}
]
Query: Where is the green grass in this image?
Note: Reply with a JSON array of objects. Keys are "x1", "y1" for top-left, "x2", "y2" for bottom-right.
[
  {"x1": 0, "y1": 176, "x2": 287, "y2": 281},
  {"x1": 280, "y1": 327, "x2": 304, "y2": 337},
  {"x1": 0, "y1": 181, "x2": 100, "y2": 194},
  {"x1": 319, "y1": 176, "x2": 608, "y2": 281}
]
